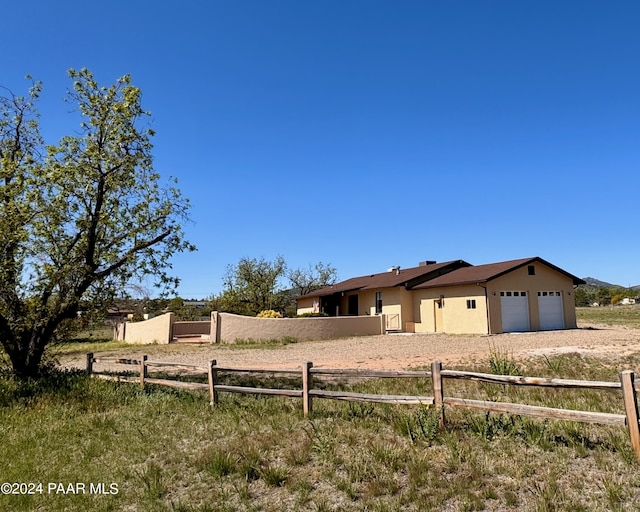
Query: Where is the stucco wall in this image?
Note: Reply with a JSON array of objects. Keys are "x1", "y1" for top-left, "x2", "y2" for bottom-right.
[
  {"x1": 413, "y1": 285, "x2": 488, "y2": 334},
  {"x1": 331, "y1": 288, "x2": 414, "y2": 331},
  {"x1": 486, "y1": 263, "x2": 577, "y2": 333},
  {"x1": 211, "y1": 311, "x2": 384, "y2": 343},
  {"x1": 412, "y1": 262, "x2": 577, "y2": 334},
  {"x1": 296, "y1": 297, "x2": 318, "y2": 315},
  {"x1": 124, "y1": 312, "x2": 174, "y2": 344}
]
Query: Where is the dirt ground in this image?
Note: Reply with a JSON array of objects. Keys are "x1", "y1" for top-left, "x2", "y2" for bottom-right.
[{"x1": 65, "y1": 321, "x2": 640, "y2": 372}]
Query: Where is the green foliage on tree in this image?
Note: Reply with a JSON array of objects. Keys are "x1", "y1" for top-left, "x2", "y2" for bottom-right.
[
  {"x1": 213, "y1": 256, "x2": 287, "y2": 316},
  {"x1": 167, "y1": 297, "x2": 212, "y2": 321},
  {"x1": 0, "y1": 69, "x2": 194, "y2": 378},
  {"x1": 574, "y1": 287, "x2": 593, "y2": 307},
  {"x1": 211, "y1": 257, "x2": 337, "y2": 316},
  {"x1": 287, "y1": 261, "x2": 337, "y2": 297},
  {"x1": 575, "y1": 284, "x2": 637, "y2": 307}
]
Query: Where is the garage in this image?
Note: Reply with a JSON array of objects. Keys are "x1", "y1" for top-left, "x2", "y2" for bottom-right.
[
  {"x1": 538, "y1": 291, "x2": 565, "y2": 330},
  {"x1": 500, "y1": 291, "x2": 530, "y2": 332}
]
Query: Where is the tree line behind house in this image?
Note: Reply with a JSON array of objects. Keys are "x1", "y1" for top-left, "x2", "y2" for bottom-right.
[
  {"x1": 575, "y1": 278, "x2": 640, "y2": 307},
  {"x1": 113, "y1": 256, "x2": 337, "y2": 321},
  {"x1": 122, "y1": 263, "x2": 640, "y2": 322}
]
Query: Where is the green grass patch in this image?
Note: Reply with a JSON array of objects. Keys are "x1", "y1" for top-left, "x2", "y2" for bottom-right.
[
  {"x1": 222, "y1": 336, "x2": 299, "y2": 348},
  {"x1": 577, "y1": 305, "x2": 640, "y2": 329},
  {"x1": 2, "y1": 351, "x2": 640, "y2": 511}
]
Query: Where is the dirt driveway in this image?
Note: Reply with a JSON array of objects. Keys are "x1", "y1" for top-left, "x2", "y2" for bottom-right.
[{"x1": 65, "y1": 322, "x2": 640, "y2": 372}]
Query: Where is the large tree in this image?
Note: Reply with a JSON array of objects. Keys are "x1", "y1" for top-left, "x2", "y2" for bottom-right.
[
  {"x1": 287, "y1": 262, "x2": 337, "y2": 297},
  {"x1": 0, "y1": 69, "x2": 194, "y2": 378},
  {"x1": 212, "y1": 257, "x2": 338, "y2": 316},
  {"x1": 215, "y1": 256, "x2": 288, "y2": 316}
]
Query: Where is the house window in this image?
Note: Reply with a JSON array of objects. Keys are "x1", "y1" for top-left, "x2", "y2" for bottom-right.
[
  {"x1": 375, "y1": 292, "x2": 382, "y2": 314},
  {"x1": 467, "y1": 299, "x2": 476, "y2": 309},
  {"x1": 528, "y1": 265, "x2": 535, "y2": 275},
  {"x1": 538, "y1": 291, "x2": 562, "y2": 297}
]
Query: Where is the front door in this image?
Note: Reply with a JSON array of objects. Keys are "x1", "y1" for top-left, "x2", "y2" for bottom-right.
[
  {"x1": 348, "y1": 295, "x2": 359, "y2": 316},
  {"x1": 434, "y1": 300, "x2": 444, "y2": 332}
]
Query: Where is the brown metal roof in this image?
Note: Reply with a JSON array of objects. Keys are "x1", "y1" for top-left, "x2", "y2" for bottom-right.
[
  {"x1": 411, "y1": 257, "x2": 585, "y2": 290},
  {"x1": 299, "y1": 260, "x2": 470, "y2": 298}
]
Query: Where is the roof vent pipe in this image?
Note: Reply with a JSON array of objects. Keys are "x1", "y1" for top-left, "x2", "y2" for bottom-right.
[{"x1": 388, "y1": 266, "x2": 401, "y2": 274}]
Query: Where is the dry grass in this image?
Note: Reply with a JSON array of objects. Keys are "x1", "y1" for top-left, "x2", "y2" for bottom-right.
[
  {"x1": 3, "y1": 310, "x2": 640, "y2": 510},
  {"x1": 2, "y1": 349, "x2": 640, "y2": 511},
  {"x1": 577, "y1": 305, "x2": 640, "y2": 329}
]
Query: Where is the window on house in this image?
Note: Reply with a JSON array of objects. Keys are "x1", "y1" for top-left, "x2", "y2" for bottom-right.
[
  {"x1": 528, "y1": 265, "x2": 535, "y2": 275},
  {"x1": 375, "y1": 292, "x2": 382, "y2": 314},
  {"x1": 467, "y1": 299, "x2": 476, "y2": 309}
]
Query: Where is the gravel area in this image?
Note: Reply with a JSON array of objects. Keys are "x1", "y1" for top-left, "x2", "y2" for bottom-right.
[{"x1": 65, "y1": 322, "x2": 640, "y2": 372}]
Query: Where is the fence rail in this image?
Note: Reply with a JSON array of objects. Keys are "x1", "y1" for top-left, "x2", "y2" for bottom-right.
[{"x1": 85, "y1": 352, "x2": 640, "y2": 460}]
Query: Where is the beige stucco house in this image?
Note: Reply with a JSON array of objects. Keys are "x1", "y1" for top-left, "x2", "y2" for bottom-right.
[{"x1": 297, "y1": 257, "x2": 585, "y2": 334}]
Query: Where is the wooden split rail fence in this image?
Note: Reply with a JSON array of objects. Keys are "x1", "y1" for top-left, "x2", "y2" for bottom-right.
[{"x1": 85, "y1": 352, "x2": 640, "y2": 460}]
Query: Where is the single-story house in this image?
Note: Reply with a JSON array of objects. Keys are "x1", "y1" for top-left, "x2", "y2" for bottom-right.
[{"x1": 297, "y1": 257, "x2": 585, "y2": 334}]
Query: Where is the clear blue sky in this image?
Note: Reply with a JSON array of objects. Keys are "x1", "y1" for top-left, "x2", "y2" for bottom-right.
[{"x1": 3, "y1": 1, "x2": 639, "y2": 296}]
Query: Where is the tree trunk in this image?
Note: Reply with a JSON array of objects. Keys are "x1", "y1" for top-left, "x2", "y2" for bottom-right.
[{"x1": 3, "y1": 331, "x2": 51, "y2": 380}]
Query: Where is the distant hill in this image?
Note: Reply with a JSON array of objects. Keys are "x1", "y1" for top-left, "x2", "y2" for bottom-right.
[
  {"x1": 581, "y1": 277, "x2": 640, "y2": 291},
  {"x1": 581, "y1": 277, "x2": 618, "y2": 288}
]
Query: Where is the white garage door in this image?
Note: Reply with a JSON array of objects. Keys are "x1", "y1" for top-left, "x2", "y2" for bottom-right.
[
  {"x1": 500, "y1": 291, "x2": 530, "y2": 332},
  {"x1": 538, "y1": 291, "x2": 564, "y2": 330}
]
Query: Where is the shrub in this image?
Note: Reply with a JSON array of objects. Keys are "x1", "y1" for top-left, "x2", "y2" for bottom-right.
[
  {"x1": 257, "y1": 310, "x2": 282, "y2": 318},
  {"x1": 488, "y1": 345, "x2": 521, "y2": 376},
  {"x1": 296, "y1": 312, "x2": 329, "y2": 318}
]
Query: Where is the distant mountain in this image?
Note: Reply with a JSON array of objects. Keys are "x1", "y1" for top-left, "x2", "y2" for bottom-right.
[
  {"x1": 581, "y1": 277, "x2": 618, "y2": 288},
  {"x1": 581, "y1": 277, "x2": 640, "y2": 290}
]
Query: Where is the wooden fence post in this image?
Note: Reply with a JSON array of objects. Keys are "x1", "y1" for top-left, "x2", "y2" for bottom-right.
[
  {"x1": 140, "y1": 355, "x2": 148, "y2": 388},
  {"x1": 86, "y1": 352, "x2": 94, "y2": 376},
  {"x1": 620, "y1": 370, "x2": 640, "y2": 461},
  {"x1": 302, "y1": 361, "x2": 313, "y2": 417},
  {"x1": 208, "y1": 359, "x2": 218, "y2": 406},
  {"x1": 431, "y1": 360, "x2": 445, "y2": 428}
]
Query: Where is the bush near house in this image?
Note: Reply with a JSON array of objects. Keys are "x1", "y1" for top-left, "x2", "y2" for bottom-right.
[{"x1": 257, "y1": 310, "x2": 283, "y2": 318}]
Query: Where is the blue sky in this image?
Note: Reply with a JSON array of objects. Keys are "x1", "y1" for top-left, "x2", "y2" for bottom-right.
[{"x1": 2, "y1": 1, "x2": 639, "y2": 296}]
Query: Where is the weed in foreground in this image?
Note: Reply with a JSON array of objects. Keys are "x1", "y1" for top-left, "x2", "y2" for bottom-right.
[
  {"x1": 393, "y1": 405, "x2": 440, "y2": 444},
  {"x1": 199, "y1": 449, "x2": 239, "y2": 478},
  {"x1": 137, "y1": 462, "x2": 169, "y2": 500},
  {"x1": 488, "y1": 344, "x2": 522, "y2": 376},
  {"x1": 258, "y1": 463, "x2": 291, "y2": 487}
]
